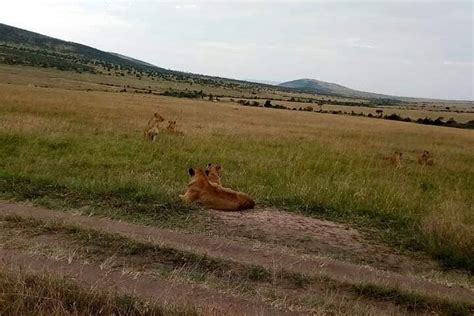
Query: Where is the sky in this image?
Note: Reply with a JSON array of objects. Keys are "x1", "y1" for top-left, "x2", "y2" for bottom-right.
[{"x1": 1, "y1": 0, "x2": 473, "y2": 100}]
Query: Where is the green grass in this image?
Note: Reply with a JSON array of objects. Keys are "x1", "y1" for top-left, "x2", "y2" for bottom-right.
[
  {"x1": 1, "y1": 82, "x2": 473, "y2": 272},
  {"x1": 1, "y1": 130, "x2": 473, "y2": 270}
]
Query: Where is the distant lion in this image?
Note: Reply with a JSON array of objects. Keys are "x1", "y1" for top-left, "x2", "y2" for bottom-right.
[
  {"x1": 180, "y1": 168, "x2": 254, "y2": 211},
  {"x1": 166, "y1": 120, "x2": 177, "y2": 132},
  {"x1": 144, "y1": 126, "x2": 160, "y2": 142},
  {"x1": 206, "y1": 163, "x2": 223, "y2": 186},
  {"x1": 147, "y1": 112, "x2": 165, "y2": 129},
  {"x1": 384, "y1": 151, "x2": 403, "y2": 168},
  {"x1": 418, "y1": 150, "x2": 434, "y2": 166},
  {"x1": 165, "y1": 120, "x2": 183, "y2": 135},
  {"x1": 144, "y1": 112, "x2": 165, "y2": 141}
]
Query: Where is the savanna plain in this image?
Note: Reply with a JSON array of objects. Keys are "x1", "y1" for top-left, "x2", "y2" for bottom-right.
[{"x1": 0, "y1": 66, "x2": 473, "y2": 315}]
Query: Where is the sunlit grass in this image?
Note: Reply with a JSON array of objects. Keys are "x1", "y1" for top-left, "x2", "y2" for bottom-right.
[{"x1": 0, "y1": 84, "x2": 473, "y2": 270}]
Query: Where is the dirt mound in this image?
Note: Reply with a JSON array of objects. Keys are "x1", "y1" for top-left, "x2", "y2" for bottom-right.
[{"x1": 210, "y1": 207, "x2": 439, "y2": 273}]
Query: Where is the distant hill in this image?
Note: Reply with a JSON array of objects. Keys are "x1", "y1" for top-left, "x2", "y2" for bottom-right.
[
  {"x1": 0, "y1": 23, "x2": 171, "y2": 75},
  {"x1": 279, "y1": 79, "x2": 410, "y2": 101},
  {"x1": 1, "y1": 23, "x2": 467, "y2": 103},
  {"x1": 0, "y1": 23, "x2": 275, "y2": 90},
  {"x1": 108, "y1": 52, "x2": 157, "y2": 68}
]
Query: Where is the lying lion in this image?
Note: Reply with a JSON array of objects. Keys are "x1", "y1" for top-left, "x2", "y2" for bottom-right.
[
  {"x1": 206, "y1": 163, "x2": 223, "y2": 186},
  {"x1": 180, "y1": 167, "x2": 254, "y2": 211}
]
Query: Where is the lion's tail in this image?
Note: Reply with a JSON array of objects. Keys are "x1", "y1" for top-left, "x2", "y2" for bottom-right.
[{"x1": 239, "y1": 197, "x2": 255, "y2": 211}]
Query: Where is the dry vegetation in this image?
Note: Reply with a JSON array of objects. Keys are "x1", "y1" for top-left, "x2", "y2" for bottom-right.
[
  {"x1": 1, "y1": 80, "x2": 473, "y2": 267},
  {"x1": 0, "y1": 65, "x2": 473, "y2": 314}
]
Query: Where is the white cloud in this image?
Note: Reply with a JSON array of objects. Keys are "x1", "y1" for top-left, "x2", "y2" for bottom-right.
[
  {"x1": 443, "y1": 60, "x2": 474, "y2": 67},
  {"x1": 175, "y1": 4, "x2": 197, "y2": 9},
  {"x1": 344, "y1": 38, "x2": 376, "y2": 49}
]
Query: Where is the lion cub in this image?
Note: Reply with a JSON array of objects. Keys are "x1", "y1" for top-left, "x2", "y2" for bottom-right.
[
  {"x1": 166, "y1": 120, "x2": 177, "y2": 132},
  {"x1": 180, "y1": 168, "x2": 255, "y2": 211},
  {"x1": 385, "y1": 151, "x2": 403, "y2": 168},
  {"x1": 418, "y1": 150, "x2": 434, "y2": 166},
  {"x1": 144, "y1": 112, "x2": 165, "y2": 141},
  {"x1": 206, "y1": 163, "x2": 223, "y2": 186}
]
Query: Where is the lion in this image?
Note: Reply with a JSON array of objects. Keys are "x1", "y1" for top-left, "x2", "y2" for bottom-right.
[
  {"x1": 418, "y1": 150, "x2": 434, "y2": 166},
  {"x1": 180, "y1": 168, "x2": 255, "y2": 211},
  {"x1": 147, "y1": 112, "x2": 165, "y2": 129},
  {"x1": 384, "y1": 151, "x2": 403, "y2": 168},
  {"x1": 144, "y1": 112, "x2": 165, "y2": 141},
  {"x1": 206, "y1": 163, "x2": 223, "y2": 186},
  {"x1": 144, "y1": 126, "x2": 160, "y2": 142},
  {"x1": 166, "y1": 120, "x2": 177, "y2": 132}
]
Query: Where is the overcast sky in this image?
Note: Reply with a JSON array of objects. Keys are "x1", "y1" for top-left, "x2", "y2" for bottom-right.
[{"x1": 1, "y1": 0, "x2": 473, "y2": 100}]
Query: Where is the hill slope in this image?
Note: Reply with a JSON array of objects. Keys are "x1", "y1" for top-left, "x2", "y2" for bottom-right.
[
  {"x1": 279, "y1": 78, "x2": 406, "y2": 101},
  {"x1": 1, "y1": 23, "x2": 466, "y2": 102},
  {"x1": 0, "y1": 23, "x2": 171, "y2": 75},
  {"x1": 0, "y1": 23, "x2": 275, "y2": 90}
]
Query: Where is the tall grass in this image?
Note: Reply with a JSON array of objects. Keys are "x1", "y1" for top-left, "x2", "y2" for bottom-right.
[{"x1": 1, "y1": 84, "x2": 473, "y2": 270}]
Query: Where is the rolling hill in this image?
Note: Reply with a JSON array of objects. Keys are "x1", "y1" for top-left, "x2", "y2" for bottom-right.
[
  {"x1": 1, "y1": 23, "x2": 467, "y2": 103},
  {"x1": 0, "y1": 23, "x2": 176, "y2": 76},
  {"x1": 278, "y1": 78, "x2": 437, "y2": 102},
  {"x1": 0, "y1": 23, "x2": 274, "y2": 90},
  {"x1": 278, "y1": 78, "x2": 390, "y2": 99}
]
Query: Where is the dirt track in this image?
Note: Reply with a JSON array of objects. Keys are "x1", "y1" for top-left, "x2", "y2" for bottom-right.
[
  {"x1": 1, "y1": 200, "x2": 472, "y2": 307},
  {"x1": 0, "y1": 248, "x2": 292, "y2": 316}
]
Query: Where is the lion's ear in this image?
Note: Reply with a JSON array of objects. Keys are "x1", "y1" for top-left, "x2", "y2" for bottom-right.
[
  {"x1": 207, "y1": 163, "x2": 212, "y2": 168},
  {"x1": 188, "y1": 168, "x2": 195, "y2": 177},
  {"x1": 216, "y1": 165, "x2": 221, "y2": 170}
]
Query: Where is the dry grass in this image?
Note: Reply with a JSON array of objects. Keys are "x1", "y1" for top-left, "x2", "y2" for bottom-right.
[
  {"x1": 240, "y1": 99, "x2": 474, "y2": 123},
  {"x1": 0, "y1": 269, "x2": 196, "y2": 315},
  {"x1": 0, "y1": 81, "x2": 473, "y2": 270}
]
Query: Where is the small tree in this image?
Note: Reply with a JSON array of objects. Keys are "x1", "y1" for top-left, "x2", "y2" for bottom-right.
[{"x1": 264, "y1": 100, "x2": 273, "y2": 108}]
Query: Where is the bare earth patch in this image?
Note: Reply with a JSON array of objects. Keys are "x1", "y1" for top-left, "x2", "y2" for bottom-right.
[{"x1": 209, "y1": 207, "x2": 439, "y2": 273}]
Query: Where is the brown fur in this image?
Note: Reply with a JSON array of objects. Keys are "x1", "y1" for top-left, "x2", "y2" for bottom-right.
[
  {"x1": 144, "y1": 112, "x2": 165, "y2": 141},
  {"x1": 144, "y1": 126, "x2": 160, "y2": 142},
  {"x1": 206, "y1": 163, "x2": 223, "y2": 186},
  {"x1": 418, "y1": 150, "x2": 434, "y2": 166},
  {"x1": 166, "y1": 120, "x2": 177, "y2": 132},
  {"x1": 147, "y1": 112, "x2": 165, "y2": 129},
  {"x1": 385, "y1": 151, "x2": 403, "y2": 168},
  {"x1": 180, "y1": 168, "x2": 255, "y2": 211}
]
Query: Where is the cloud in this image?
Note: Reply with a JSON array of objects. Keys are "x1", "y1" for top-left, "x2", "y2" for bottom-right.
[
  {"x1": 443, "y1": 60, "x2": 474, "y2": 67},
  {"x1": 175, "y1": 4, "x2": 197, "y2": 9},
  {"x1": 344, "y1": 38, "x2": 376, "y2": 49}
]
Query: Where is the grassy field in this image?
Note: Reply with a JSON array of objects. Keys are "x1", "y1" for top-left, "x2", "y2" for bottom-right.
[
  {"x1": 0, "y1": 64, "x2": 346, "y2": 101},
  {"x1": 1, "y1": 80, "x2": 473, "y2": 272},
  {"x1": 234, "y1": 98, "x2": 474, "y2": 123}
]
